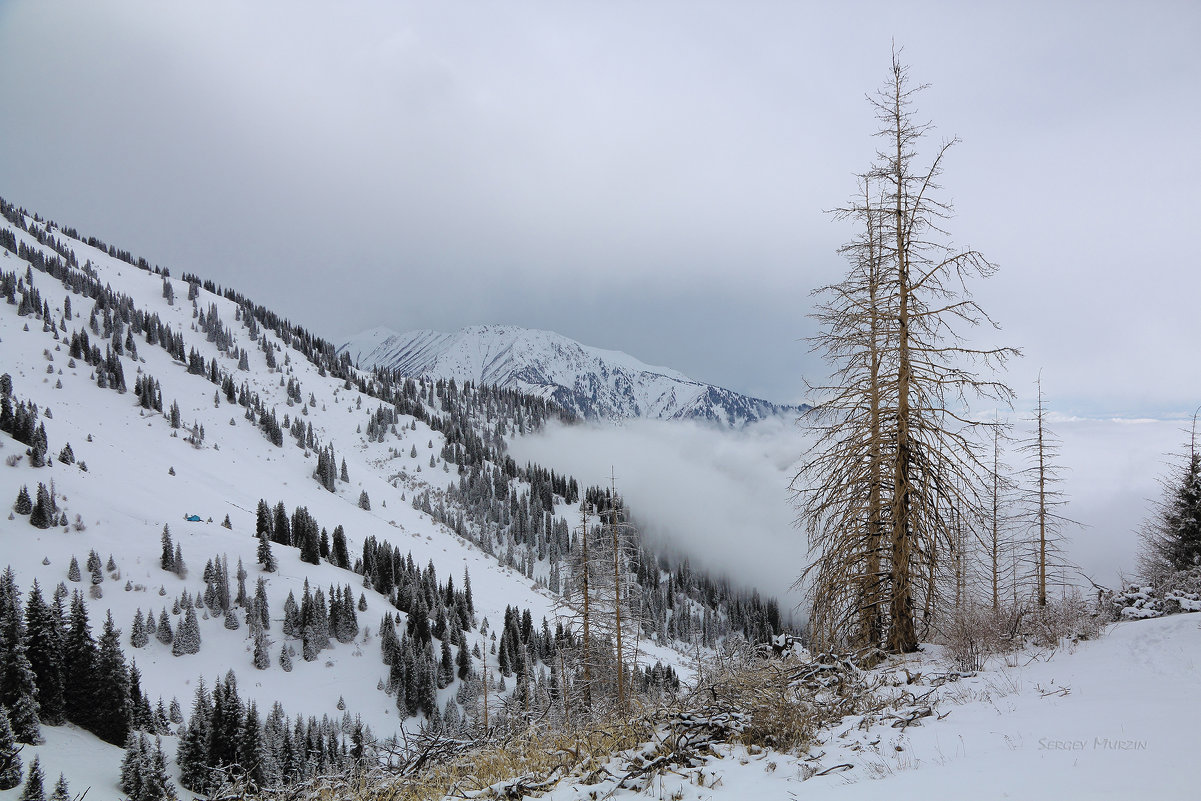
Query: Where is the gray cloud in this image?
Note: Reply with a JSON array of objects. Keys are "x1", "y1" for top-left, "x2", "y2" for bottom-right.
[{"x1": 1, "y1": 1, "x2": 1198, "y2": 415}]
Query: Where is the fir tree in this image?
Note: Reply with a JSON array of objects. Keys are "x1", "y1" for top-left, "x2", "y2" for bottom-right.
[
  {"x1": 438, "y1": 637, "x2": 455, "y2": 689},
  {"x1": 67, "y1": 557, "x2": 80, "y2": 583},
  {"x1": 120, "y1": 732, "x2": 147, "y2": 800},
  {"x1": 233, "y1": 702, "x2": 265, "y2": 788},
  {"x1": 299, "y1": 526, "x2": 320, "y2": 565},
  {"x1": 17, "y1": 755, "x2": 42, "y2": 801},
  {"x1": 456, "y1": 636, "x2": 472, "y2": 680},
  {"x1": 24, "y1": 582, "x2": 65, "y2": 725},
  {"x1": 255, "y1": 499, "x2": 272, "y2": 541},
  {"x1": 253, "y1": 627, "x2": 270, "y2": 670},
  {"x1": 176, "y1": 681, "x2": 212, "y2": 793},
  {"x1": 13, "y1": 485, "x2": 32, "y2": 515},
  {"x1": 331, "y1": 526, "x2": 350, "y2": 570},
  {"x1": 254, "y1": 578, "x2": 270, "y2": 630},
  {"x1": 94, "y1": 611, "x2": 132, "y2": 745},
  {"x1": 130, "y1": 608, "x2": 149, "y2": 648},
  {"x1": 29, "y1": 484, "x2": 54, "y2": 529},
  {"x1": 235, "y1": 558, "x2": 248, "y2": 607},
  {"x1": 256, "y1": 531, "x2": 276, "y2": 573},
  {"x1": 159, "y1": 525, "x2": 174, "y2": 572},
  {"x1": 0, "y1": 707, "x2": 21, "y2": 790},
  {"x1": 155, "y1": 609, "x2": 173, "y2": 645},
  {"x1": 49, "y1": 774, "x2": 70, "y2": 801},
  {"x1": 62, "y1": 592, "x2": 97, "y2": 730},
  {"x1": 172, "y1": 607, "x2": 200, "y2": 656},
  {"x1": 1144, "y1": 445, "x2": 1201, "y2": 573}
]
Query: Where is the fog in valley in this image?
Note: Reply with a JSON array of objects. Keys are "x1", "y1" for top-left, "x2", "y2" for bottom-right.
[{"x1": 512, "y1": 414, "x2": 1190, "y2": 619}]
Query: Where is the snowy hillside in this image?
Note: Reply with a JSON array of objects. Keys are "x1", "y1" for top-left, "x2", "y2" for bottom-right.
[
  {"x1": 0, "y1": 197, "x2": 789, "y2": 800},
  {"x1": 339, "y1": 325, "x2": 799, "y2": 427},
  {"x1": 526, "y1": 612, "x2": 1201, "y2": 801}
]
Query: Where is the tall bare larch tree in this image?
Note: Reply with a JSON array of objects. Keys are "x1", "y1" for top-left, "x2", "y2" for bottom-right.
[{"x1": 796, "y1": 49, "x2": 1016, "y2": 653}]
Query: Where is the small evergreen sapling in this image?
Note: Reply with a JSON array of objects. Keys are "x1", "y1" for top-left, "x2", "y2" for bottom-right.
[{"x1": 19, "y1": 756, "x2": 44, "y2": 801}]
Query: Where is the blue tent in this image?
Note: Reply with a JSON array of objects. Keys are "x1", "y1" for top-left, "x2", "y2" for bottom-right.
[{"x1": 185, "y1": 514, "x2": 202, "y2": 522}]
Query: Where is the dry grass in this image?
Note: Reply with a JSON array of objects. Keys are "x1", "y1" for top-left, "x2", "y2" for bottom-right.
[
  {"x1": 244, "y1": 648, "x2": 878, "y2": 800},
  {"x1": 251, "y1": 714, "x2": 657, "y2": 801}
]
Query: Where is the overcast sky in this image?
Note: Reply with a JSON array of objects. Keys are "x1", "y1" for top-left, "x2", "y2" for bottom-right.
[{"x1": 2, "y1": 0, "x2": 1198, "y2": 416}]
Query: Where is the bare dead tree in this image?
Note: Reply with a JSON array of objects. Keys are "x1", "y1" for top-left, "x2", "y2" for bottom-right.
[
  {"x1": 557, "y1": 488, "x2": 643, "y2": 716},
  {"x1": 977, "y1": 419, "x2": 1019, "y2": 611},
  {"x1": 793, "y1": 176, "x2": 893, "y2": 652},
  {"x1": 796, "y1": 48, "x2": 1017, "y2": 654},
  {"x1": 1017, "y1": 377, "x2": 1078, "y2": 606}
]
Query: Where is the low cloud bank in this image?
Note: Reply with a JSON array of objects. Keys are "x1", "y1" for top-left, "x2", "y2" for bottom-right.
[
  {"x1": 512, "y1": 417, "x2": 811, "y2": 614},
  {"x1": 512, "y1": 415, "x2": 1190, "y2": 621}
]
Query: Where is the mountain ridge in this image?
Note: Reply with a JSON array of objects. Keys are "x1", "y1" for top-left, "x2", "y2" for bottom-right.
[{"x1": 339, "y1": 324, "x2": 801, "y2": 427}]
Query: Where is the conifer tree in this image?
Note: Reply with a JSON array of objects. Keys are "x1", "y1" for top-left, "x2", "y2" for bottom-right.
[
  {"x1": 0, "y1": 571, "x2": 41, "y2": 744},
  {"x1": 331, "y1": 526, "x2": 350, "y2": 570},
  {"x1": 67, "y1": 557, "x2": 80, "y2": 583},
  {"x1": 29, "y1": 484, "x2": 53, "y2": 529},
  {"x1": 130, "y1": 608, "x2": 149, "y2": 648},
  {"x1": 17, "y1": 755, "x2": 42, "y2": 801},
  {"x1": 176, "y1": 681, "x2": 212, "y2": 792},
  {"x1": 49, "y1": 774, "x2": 70, "y2": 801},
  {"x1": 13, "y1": 486, "x2": 31, "y2": 515},
  {"x1": 120, "y1": 732, "x2": 147, "y2": 800},
  {"x1": 299, "y1": 526, "x2": 320, "y2": 565},
  {"x1": 1140, "y1": 414, "x2": 1201, "y2": 578},
  {"x1": 63, "y1": 592, "x2": 97, "y2": 730},
  {"x1": 0, "y1": 633, "x2": 41, "y2": 745},
  {"x1": 23, "y1": 582, "x2": 65, "y2": 725},
  {"x1": 94, "y1": 611, "x2": 132, "y2": 745},
  {"x1": 159, "y1": 526, "x2": 174, "y2": 572},
  {"x1": 238, "y1": 702, "x2": 267, "y2": 790},
  {"x1": 0, "y1": 706, "x2": 22, "y2": 790},
  {"x1": 256, "y1": 531, "x2": 276, "y2": 573},
  {"x1": 235, "y1": 559, "x2": 248, "y2": 607},
  {"x1": 155, "y1": 609, "x2": 173, "y2": 645},
  {"x1": 253, "y1": 627, "x2": 271, "y2": 670},
  {"x1": 254, "y1": 579, "x2": 270, "y2": 630},
  {"x1": 172, "y1": 607, "x2": 200, "y2": 656}
]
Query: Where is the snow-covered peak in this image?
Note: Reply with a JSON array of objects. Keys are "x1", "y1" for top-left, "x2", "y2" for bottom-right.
[{"x1": 339, "y1": 325, "x2": 796, "y2": 427}]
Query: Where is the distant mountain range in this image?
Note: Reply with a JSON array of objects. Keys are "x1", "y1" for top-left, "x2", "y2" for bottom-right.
[{"x1": 339, "y1": 325, "x2": 801, "y2": 427}]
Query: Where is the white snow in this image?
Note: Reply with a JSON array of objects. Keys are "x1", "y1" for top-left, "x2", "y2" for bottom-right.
[
  {"x1": 339, "y1": 324, "x2": 791, "y2": 425},
  {"x1": 533, "y1": 614, "x2": 1201, "y2": 801}
]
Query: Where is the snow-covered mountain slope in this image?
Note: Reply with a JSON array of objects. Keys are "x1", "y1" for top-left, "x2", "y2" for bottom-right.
[
  {"x1": 339, "y1": 325, "x2": 800, "y2": 427},
  {"x1": 0, "y1": 198, "x2": 788, "y2": 799}
]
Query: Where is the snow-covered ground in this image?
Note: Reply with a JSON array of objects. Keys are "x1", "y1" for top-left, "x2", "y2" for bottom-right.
[{"x1": 535, "y1": 613, "x2": 1199, "y2": 801}]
